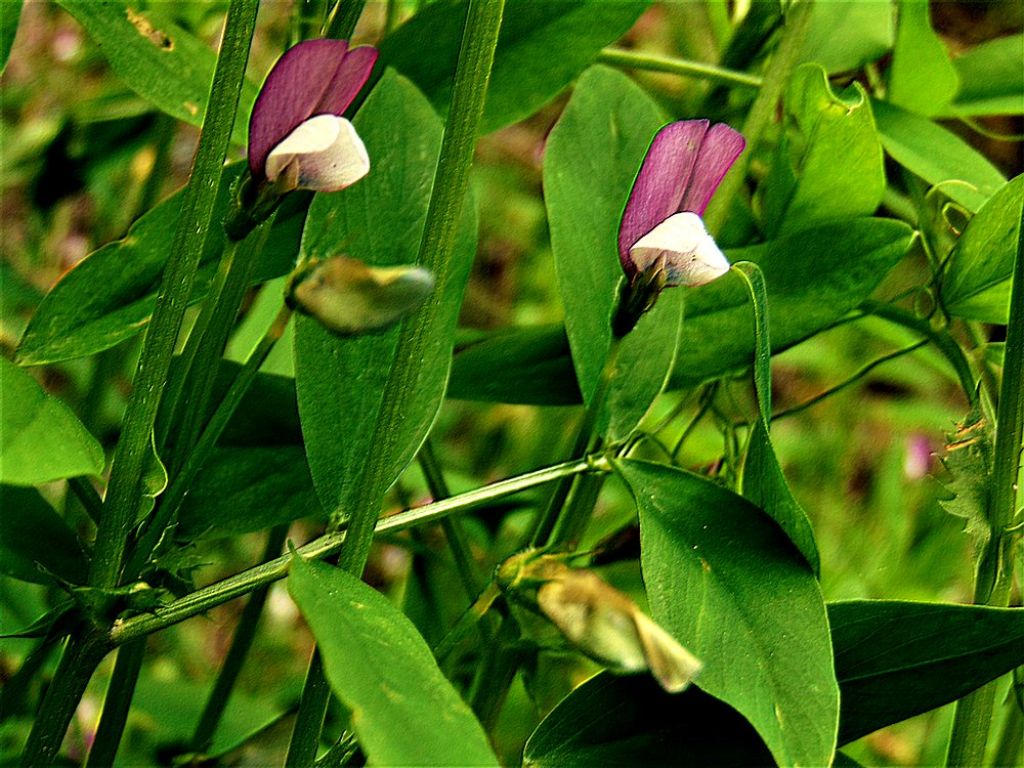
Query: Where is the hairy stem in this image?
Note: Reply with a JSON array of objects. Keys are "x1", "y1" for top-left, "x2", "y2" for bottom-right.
[{"x1": 946, "y1": 187, "x2": 1024, "y2": 768}]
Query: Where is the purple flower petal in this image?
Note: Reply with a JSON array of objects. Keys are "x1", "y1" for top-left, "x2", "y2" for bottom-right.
[
  {"x1": 618, "y1": 120, "x2": 709, "y2": 276},
  {"x1": 678, "y1": 123, "x2": 745, "y2": 215},
  {"x1": 248, "y1": 39, "x2": 378, "y2": 178},
  {"x1": 315, "y1": 45, "x2": 378, "y2": 116}
]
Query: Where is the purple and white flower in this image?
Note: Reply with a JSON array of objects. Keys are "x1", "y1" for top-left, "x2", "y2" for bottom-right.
[
  {"x1": 248, "y1": 39, "x2": 378, "y2": 193},
  {"x1": 619, "y1": 119, "x2": 745, "y2": 288}
]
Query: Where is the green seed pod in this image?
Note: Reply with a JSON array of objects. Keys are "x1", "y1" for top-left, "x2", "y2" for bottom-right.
[{"x1": 287, "y1": 255, "x2": 435, "y2": 336}]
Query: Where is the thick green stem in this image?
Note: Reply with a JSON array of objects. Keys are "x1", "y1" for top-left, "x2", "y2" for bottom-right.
[
  {"x1": 597, "y1": 47, "x2": 763, "y2": 89},
  {"x1": 110, "y1": 457, "x2": 597, "y2": 646},
  {"x1": 89, "y1": 0, "x2": 259, "y2": 591},
  {"x1": 20, "y1": 631, "x2": 111, "y2": 767},
  {"x1": 946, "y1": 191, "x2": 1024, "y2": 768},
  {"x1": 84, "y1": 639, "x2": 146, "y2": 768},
  {"x1": 703, "y1": 0, "x2": 814, "y2": 234},
  {"x1": 192, "y1": 525, "x2": 289, "y2": 752},
  {"x1": 286, "y1": 6, "x2": 505, "y2": 755}
]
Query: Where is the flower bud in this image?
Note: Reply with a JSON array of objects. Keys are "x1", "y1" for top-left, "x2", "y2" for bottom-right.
[
  {"x1": 498, "y1": 551, "x2": 702, "y2": 693},
  {"x1": 287, "y1": 256, "x2": 434, "y2": 336}
]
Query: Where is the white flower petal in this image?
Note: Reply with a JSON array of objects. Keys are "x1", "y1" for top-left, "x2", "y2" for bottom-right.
[
  {"x1": 265, "y1": 114, "x2": 370, "y2": 193},
  {"x1": 629, "y1": 211, "x2": 730, "y2": 287}
]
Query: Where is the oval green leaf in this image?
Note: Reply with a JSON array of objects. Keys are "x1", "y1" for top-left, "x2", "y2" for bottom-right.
[
  {"x1": 449, "y1": 218, "x2": 913, "y2": 404},
  {"x1": 831, "y1": 600, "x2": 1024, "y2": 744},
  {"x1": 543, "y1": 64, "x2": 664, "y2": 404},
  {"x1": 294, "y1": 71, "x2": 476, "y2": 518},
  {"x1": 617, "y1": 458, "x2": 839, "y2": 768},
  {"x1": 288, "y1": 556, "x2": 498, "y2": 766},
  {"x1": 887, "y1": 0, "x2": 958, "y2": 116},
  {"x1": 762, "y1": 64, "x2": 885, "y2": 237},
  {"x1": 524, "y1": 672, "x2": 774, "y2": 767},
  {"x1": 941, "y1": 172, "x2": 1024, "y2": 324},
  {"x1": 0, "y1": 485, "x2": 89, "y2": 584},
  {"x1": 0, "y1": 358, "x2": 105, "y2": 485},
  {"x1": 873, "y1": 99, "x2": 1006, "y2": 213},
  {"x1": 56, "y1": 0, "x2": 256, "y2": 145},
  {"x1": 16, "y1": 165, "x2": 307, "y2": 365}
]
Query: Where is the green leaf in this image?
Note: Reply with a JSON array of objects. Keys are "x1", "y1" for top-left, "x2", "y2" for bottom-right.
[
  {"x1": 887, "y1": 0, "x2": 958, "y2": 116},
  {"x1": 177, "y1": 446, "x2": 323, "y2": 540},
  {"x1": 606, "y1": 288, "x2": 683, "y2": 442},
  {"x1": 671, "y1": 217, "x2": 913, "y2": 388},
  {"x1": 449, "y1": 324, "x2": 580, "y2": 405},
  {"x1": 743, "y1": 420, "x2": 820, "y2": 575},
  {"x1": 873, "y1": 99, "x2": 1006, "y2": 213},
  {"x1": 763, "y1": 64, "x2": 885, "y2": 237},
  {"x1": 947, "y1": 34, "x2": 1024, "y2": 116},
  {"x1": 543, "y1": 64, "x2": 664, "y2": 403},
  {"x1": 935, "y1": 408, "x2": 993, "y2": 547},
  {"x1": 130, "y1": 674, "x2": 287, "y2": 759},
  {"x1": 288, "y1": 556, "x2": 498, "y2": 766},
  {"x1": 799, "y1": 0, "x2": 894, "y2": 74},
  {"x1": 448, "y1": 218, "x2": 914, "y2": 403},
  {"x1": 0, "y1": 0, "x2": 22, "y2": 74},
  {"x1": 15, "y1": 165, "x2": 306, "y2": 365},
  {"x1": 617, "y1": 459, "x2": 839, "y2": 768},
  {"x1": 831, "y1": 600, "x2": 1024, "y2": 744},
  {"x1": 523, "y1": 672, "x2": 774, "y2": 767},
  {"x1": 0, "y1": 358, "x2": 105, "y2": 485},
  {"x1": 56, "y1": 0, "x2": 256, "y2": 145},
  {"x1": 0, "y1": 486, "x2": 89, "y2": 585},
  {"x1": 942, "y1": 173, "x2": 1024, "y2": 323},
  {"x1": 294, "y1": 71, "x2": 476, "y2": 517},
  {"x1": 380, "y1": 0, "x2": 649, "y2": 134}
]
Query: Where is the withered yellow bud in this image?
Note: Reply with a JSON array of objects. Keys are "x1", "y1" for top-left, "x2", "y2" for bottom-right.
[
  {"x1": 499, "y1": 552, "x2": 702, "y2": 693},
  {"x1": 287, "y1": 256, "x2": 434, "y2": 336}
]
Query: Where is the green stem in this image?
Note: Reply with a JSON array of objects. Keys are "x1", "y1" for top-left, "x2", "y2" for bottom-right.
[
  {"x1": 20, "y1": 631, "x2": 111, "y2": 767},
  {"x1": 419, "y1": 440, "x2": 482, "y2": 598},
  {"x1": 88, "y1": 0, "x2": 259, "y2": 591},
  {"x1": 83, "y1": 639, "x2": 146, "y2": 768},
  {"x1": 732, "y1": 262, "x2": 771, "y2": 424},
  {"x1": 323, "y1": 0, "x2": 367, "y2": 39},
  {"x1": 110, "y1": 457, "x2": 597, "y2": 646},
  {"x1": 534, "y1": 340, "x2": 622, "y2": 548},
  {"x1": 770, "y1": 341, "x2": 928, "y2": 422},
  {"x1": 193, "y1": 525, "x2": 290, "y2": 752},
  {"x1": 284, "y1": 649, "x2": 332, "y2": 767},
  {"x1": 946, "y1": 189, "x2": 1024, "y2": 768},
  {"x1": 597, "y1": 47, "x2": 763, "y2": 89},
  {"x1": 286, "y1": 12, "x2": 504, "y2": 749},
  {"x1": 68, "y1": 476, "x2": 103, "y2": 526},
  {"x1": 864, "y1": 299, "x2": 980, "y2": 411},
  {"x1": 177, "y1": 215, "x2": 271, "y2": 465},
  {"x1": 703, "y1": 0, "x2": 814, "y2": 234},
  {"x1": 993, "y1": 698, "x2": 1023, "y2": 768},
  {"x1": 124, "y1": 304, "x2": 293, "y2": 580}
]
